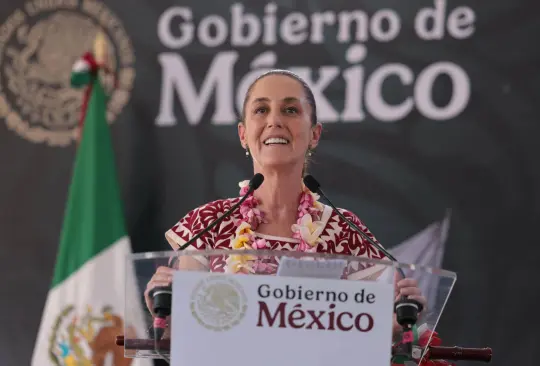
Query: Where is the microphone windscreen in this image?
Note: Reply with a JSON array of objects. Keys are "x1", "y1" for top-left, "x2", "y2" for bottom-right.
[
  {"x1": 303, "y1": 175, "x2": 320, "y2": 193},
  {"x1": 249, "y1": 173, "x2": 264, "y2": 190}
]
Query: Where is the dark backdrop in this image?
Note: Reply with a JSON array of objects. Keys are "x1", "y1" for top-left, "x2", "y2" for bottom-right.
[{"x1": 1, "y1": 0, "x2": 539, "y2": 365}]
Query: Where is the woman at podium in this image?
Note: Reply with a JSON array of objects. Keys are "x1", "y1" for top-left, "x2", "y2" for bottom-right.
[{"x1": 145, "y1": 69, "x2": 425, "y2": 334}]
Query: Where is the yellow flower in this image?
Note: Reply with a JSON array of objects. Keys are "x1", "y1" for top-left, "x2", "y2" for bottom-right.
[
  {"x1": 230, "y1": 222, "x2": 255, "y2": 249},
  {"x1": 225, "y1": 255, "x2": 254, "y2": 273},
  {"x1": 235, "y1": 221, "x2": 253, "y2": 237},
  {"x1": 307, "y1": 190, "x2": 321, "y2": 201},
  {"x1": 291, "y1": 214, "x2": 324, "y2": 246},
  {"x1": 314, "y1": 201, "x2": 324, "y2": 211},
  {"x1": 231, "y1": 234, "x2": 250, "y2": 249}
]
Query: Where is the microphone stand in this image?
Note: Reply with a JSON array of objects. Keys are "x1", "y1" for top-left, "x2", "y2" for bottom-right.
[
  {"x1": 149, "y1": 174, "x2": 265, "y2": 343},
  {"x1": 303, "y1": 175, "x2": 423, "y2": 359},
  {"x1": 146, "y1": 174, "x2": 265, "y2": 365}
]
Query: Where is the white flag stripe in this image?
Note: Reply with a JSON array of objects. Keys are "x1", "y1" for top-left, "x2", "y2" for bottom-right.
[{"x1": 71, "y1": 59, "x2": 90, "y2": 73}]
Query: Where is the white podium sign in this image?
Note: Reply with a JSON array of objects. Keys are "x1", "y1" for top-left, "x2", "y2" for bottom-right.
[{"x1": 171, "y1": 271, "x2": 394, "y2": 366}]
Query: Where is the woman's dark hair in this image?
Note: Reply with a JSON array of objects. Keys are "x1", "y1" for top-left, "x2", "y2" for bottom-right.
[{"x1": 241, "y1": 69, "x2": 317, "y2": 126}]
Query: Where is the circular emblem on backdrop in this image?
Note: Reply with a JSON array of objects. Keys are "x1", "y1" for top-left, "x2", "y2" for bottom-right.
[
  {"x1": 190, "y1": 276, "x2": 248, "y2": 331},
  {"x1": 0, "y1": 1, "x2": 135, "y2": 147}
]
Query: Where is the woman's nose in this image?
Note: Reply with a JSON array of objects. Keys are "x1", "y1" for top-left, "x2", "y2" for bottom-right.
[{"x1": 266, "y1": 111, "x2": 283, "y2": 128}]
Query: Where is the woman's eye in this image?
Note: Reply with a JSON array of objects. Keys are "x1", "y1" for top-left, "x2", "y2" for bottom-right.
[
  {"x1": 255, "y1": 107, "x2": 267, "y2": 114},
  {"x1": 284, "y1": 106, "x2": 298, "y2": 114}
]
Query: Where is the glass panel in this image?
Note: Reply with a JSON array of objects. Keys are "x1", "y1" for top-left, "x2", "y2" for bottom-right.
[{"x1": 122, "y1": 249, "x2": 456, "y2": 365}]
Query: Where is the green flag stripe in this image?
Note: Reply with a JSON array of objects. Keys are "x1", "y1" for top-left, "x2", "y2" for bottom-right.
[
  {"x1": 71, "y1": 71, "x2": 92, "y2": 88},
  {"x1": 52, "y1": 77, "x2": 126, "y2": 287}
]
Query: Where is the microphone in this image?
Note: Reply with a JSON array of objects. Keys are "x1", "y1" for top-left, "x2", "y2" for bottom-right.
[
  {"x1": 177, "y1": 172, "x2": 264, "y2": 251},
  {"x1": 303, "y1": 175, "x2": 397, "y2": 262},
  {"x1": 149, "y1": 173, "x2": 265, "y2": 340},
  {"x1": 302, "y1": 175, "x2": 423, "y2": 338}
]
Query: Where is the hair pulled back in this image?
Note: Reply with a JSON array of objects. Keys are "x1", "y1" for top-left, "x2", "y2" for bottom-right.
[{"x1": 241, "y1": 69, "x2": 317, "y2": 126}]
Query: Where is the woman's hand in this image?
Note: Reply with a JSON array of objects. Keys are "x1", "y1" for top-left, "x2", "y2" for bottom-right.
[
  {"x1": 143, "y1": 256, "x2": 208, "y2": 317},
  {"x1": 144, "y1": 266, "x2": 175, "y2": 317},
  {"x1": 395, "y1": 278, "x2": 426, "y2": 307},
  {"x1": 392, "y1": 278, "x2": 427, "y2": 336}
]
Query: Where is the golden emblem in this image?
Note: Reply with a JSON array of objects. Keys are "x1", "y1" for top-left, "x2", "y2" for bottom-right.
[
  {"x1": 191, "y1": 276, "x2": 248, "y2": 331},
  {"x1": 0, "y1": 0, "x2": 135, "y2": 146}
]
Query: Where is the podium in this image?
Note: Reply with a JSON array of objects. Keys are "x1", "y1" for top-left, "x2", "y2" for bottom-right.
[{"x1": 119, "y1": 249, "x2": 492, "y2": 365}]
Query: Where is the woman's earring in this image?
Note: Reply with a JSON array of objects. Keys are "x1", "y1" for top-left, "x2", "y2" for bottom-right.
[
  {"x1": 245, "y1": 147, "x2": 250, "y2": 157},
  {"x1": 307, "y1": 148, "x2": 313, "y2": 157}
]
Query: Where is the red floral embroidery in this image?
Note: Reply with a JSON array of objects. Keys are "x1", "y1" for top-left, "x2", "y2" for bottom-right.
[{"x1": 166, "y1": 197, "x2": 387, "y2": 272}]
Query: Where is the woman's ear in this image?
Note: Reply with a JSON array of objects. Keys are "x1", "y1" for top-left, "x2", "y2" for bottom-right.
[
  {"x1": 309, "y1": 122, "x2": 323, "y2": 149},
  {"x1": 238, "y1": 121, "x2": 247, "y2": 148}
]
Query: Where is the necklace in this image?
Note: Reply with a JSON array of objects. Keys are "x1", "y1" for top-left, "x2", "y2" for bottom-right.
[{"x1": 226, "y1": 179, "x2": 325, "y2": 273}]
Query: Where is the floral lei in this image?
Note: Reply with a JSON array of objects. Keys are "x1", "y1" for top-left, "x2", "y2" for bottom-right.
[{"x1": 225, "y1": 179, "x2": 325, "y2": 273}]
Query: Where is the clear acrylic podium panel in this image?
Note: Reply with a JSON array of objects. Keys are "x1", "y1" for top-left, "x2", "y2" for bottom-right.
[{"x1": 123, "y1": 249, "x2": 456, "y2": 362}]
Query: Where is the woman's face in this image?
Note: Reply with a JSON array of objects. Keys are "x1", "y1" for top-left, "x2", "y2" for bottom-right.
[{"x1": 238, "y1": 74, "x2": 322, "y2": 171}]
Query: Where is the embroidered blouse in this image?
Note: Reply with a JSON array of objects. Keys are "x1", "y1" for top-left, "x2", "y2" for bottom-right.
[
  {"x1": 162, "y1": 198, "x2": 452, "y2": 365},
  {"x1": 165, "y1": 197, "x2": 387, "y2": 275}
]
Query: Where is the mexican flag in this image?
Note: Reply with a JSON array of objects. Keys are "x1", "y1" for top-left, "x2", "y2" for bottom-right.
[{"x1": 31, "y1": 56, "x2": 151, "y2": 366}]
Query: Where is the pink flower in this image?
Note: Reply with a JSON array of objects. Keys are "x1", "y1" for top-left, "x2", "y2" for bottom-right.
[
  {"x1": 300, "y1": 192, "x2": 314, "y2": 206},
  {"x1": 308, "y1": 206, "x2": 321, "y2": 217},
  {"x1": 297, "y1": 192, "x2": 324, "y2": 220},
  {"x1": 239, "y1": 195, "x2": 265, "y2": 228},
  {"x1": 239, "y1": 180, "x2": 250, "y2": 196},
  {"x1": 297, "y1": 240, "x2": 310, "y2": 251},
  {"x1": 297, "y1": 193, "x2": 312, "y2": 215},
  {"x1": 297, "y1": 239, "x2": 318, "y2": 252},
  {"x1": 239, "y1": 206, "x2": 264, "y2": 229},
  {"x1": 239, "y1": 204, "x2": 251, "y2": 218},
  {"x1": 242, "y1": 196, "x2": 258, "y2": 208},
  {"x1": 252, "y1": 238, "x2": 268, "y2": 249},
  {"x1": 246, "y1": 212, "x2": 256, "y2": 228},
  {"x1": 252, "y1": 261, "x2": 268, "y2": 273},
  {"x1": 240, "y1": 186, "x2": 250, "y2": 196}
]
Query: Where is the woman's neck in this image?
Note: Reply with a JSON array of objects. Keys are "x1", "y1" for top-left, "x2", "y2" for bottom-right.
[{"x1": 253, "y1": 166, "x2": 303, "y2": 220}]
